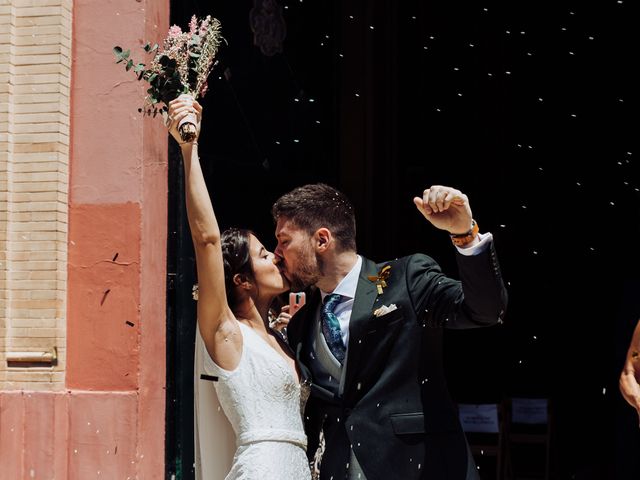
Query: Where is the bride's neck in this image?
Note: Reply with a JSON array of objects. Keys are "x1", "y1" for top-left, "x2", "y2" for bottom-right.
[{"x1": 234, "y1": 296, "x2": 272, "y2": 331}]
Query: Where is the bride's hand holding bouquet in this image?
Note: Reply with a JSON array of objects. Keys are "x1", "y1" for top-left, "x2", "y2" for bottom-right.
[{"x1": 167, "y1": 98, "x2": 202, "y2": 146}]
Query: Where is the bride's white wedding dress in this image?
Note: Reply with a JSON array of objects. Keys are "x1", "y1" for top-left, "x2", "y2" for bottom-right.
[{"x1": 203, "y1": 321, "x2": 311, "y2": 479}]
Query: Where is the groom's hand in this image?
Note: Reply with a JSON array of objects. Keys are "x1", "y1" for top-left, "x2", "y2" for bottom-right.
[{"x1": 413, "y1": 185, "x2": 473, "y2": 234}]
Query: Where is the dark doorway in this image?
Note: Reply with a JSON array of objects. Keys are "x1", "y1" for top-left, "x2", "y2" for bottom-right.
[
  {"x1": 166, "y1": 1, "x2": 340, "y2": 478},
  {"x1": 166, "y1": 1, "x2": 639, "y2": 479}
]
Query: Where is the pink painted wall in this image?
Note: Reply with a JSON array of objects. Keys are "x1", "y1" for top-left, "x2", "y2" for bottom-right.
[
  {"x1": 67, "y1": 203, "x2": 141, "y2": 390},
  {"x1": 0, "y1": 0, "x2": 170, "y2": 477}
]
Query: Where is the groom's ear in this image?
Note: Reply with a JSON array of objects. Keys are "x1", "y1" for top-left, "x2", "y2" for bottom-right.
[{"x1": 314, "y1": 228, "x2": 331, "y2": 252}]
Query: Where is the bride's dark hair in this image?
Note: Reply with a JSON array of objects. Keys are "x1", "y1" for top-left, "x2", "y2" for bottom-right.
[{"x1": 221, "y1": 228, "x2": 255, "y2": 307}]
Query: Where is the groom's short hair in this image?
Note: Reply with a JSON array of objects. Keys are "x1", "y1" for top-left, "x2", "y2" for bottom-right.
[{"x1": 272, "y1": 183, "x2": 356, "y2": 252}]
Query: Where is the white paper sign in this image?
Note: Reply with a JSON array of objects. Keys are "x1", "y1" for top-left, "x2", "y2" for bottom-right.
[
  {"x1": 458, "y1": 403, "x2": 500, "y2": 433},
  {"x1": 511, "y1": 397, "x2": 548, "y2": 425}
]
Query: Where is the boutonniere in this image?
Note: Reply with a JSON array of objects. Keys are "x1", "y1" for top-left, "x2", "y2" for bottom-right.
[
  {"x1": 368, "y1": 265, "x2": 391, "y2": 295},
  {"x1": 192, "y1": 283, "x2": 199, "y2": 301}
]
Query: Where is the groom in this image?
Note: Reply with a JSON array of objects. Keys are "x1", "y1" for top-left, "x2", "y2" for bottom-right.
[{"x1": 272, "y1": 183, "x2": 508, "y2": 480}]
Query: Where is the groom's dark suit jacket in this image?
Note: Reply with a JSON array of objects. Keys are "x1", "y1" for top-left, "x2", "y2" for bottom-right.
[{"x1": 287, "y1": 242, "x2": 508, "y2": 480}]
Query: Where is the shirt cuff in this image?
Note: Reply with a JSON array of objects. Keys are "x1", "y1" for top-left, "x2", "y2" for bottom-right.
[{"x1": 455, "y1": 232, "x2": 492, "y2": 256}]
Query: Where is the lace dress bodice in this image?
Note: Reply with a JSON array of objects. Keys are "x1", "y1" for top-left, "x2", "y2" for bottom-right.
[{"x1": 203, "y1": 322, "x2": 311, "y2": 479}]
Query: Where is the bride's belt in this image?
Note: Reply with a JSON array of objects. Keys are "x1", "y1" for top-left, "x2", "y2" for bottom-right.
[{"x1": 237, "y1": 429, "x2": 307, "y2": 449}]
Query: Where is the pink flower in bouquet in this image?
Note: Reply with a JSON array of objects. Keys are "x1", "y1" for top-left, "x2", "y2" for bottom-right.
[{"x1": 168, "y1": 25, "x2": 183, "y2": 38}]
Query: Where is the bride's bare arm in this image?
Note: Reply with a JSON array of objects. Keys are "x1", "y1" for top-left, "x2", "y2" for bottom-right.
[{"x1": 168, "y1": 98, "x2": 241, "y2": 369}]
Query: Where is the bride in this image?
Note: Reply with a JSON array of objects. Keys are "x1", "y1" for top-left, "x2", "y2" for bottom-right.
[{"x1": 168, "y1": 97, "x2": 311, "y2": 479}]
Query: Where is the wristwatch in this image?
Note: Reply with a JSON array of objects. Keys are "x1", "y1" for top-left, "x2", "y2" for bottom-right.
[{"x1": 450, "y1": 219, "x2": 479, "y2": 247}]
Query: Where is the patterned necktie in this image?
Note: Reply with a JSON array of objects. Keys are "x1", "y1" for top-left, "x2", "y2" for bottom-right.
[{"x1": 321, "y1": 293, "x2": 346, "y2": 364}]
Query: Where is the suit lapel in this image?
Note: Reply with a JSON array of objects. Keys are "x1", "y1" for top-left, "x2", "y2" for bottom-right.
[
  {"x1": 289, "y1": 287, "x2": 320, "y2": 383},
  {"x1": 291, "y1": 288, "x2": 342, "y2": 402},
  {"x1": 343, "y1": 257, "x2": 380, "y2": 395}
]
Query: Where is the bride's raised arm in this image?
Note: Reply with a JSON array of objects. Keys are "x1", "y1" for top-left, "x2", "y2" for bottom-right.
[{"x1": 167, "y1": 98, "x2": 241, "y2": 369}]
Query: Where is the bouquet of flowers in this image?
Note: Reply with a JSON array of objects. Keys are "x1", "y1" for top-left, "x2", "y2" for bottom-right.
[{"x1": 114, "y1": 15, "x2": 223, "y2": 142}]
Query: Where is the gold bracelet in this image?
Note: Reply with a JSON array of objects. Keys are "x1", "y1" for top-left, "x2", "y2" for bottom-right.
[{"x1": 180, "y1": 141, "x2": 198, "y2": 146}]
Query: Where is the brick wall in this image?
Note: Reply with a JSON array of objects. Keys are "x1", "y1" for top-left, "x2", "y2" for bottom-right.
[
  {"x1": 0, "y1": 1, "x2": 169, "y2": 476},
  {"x1": 0, "y1": 0, "x2": 72, "y2": 390}
]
